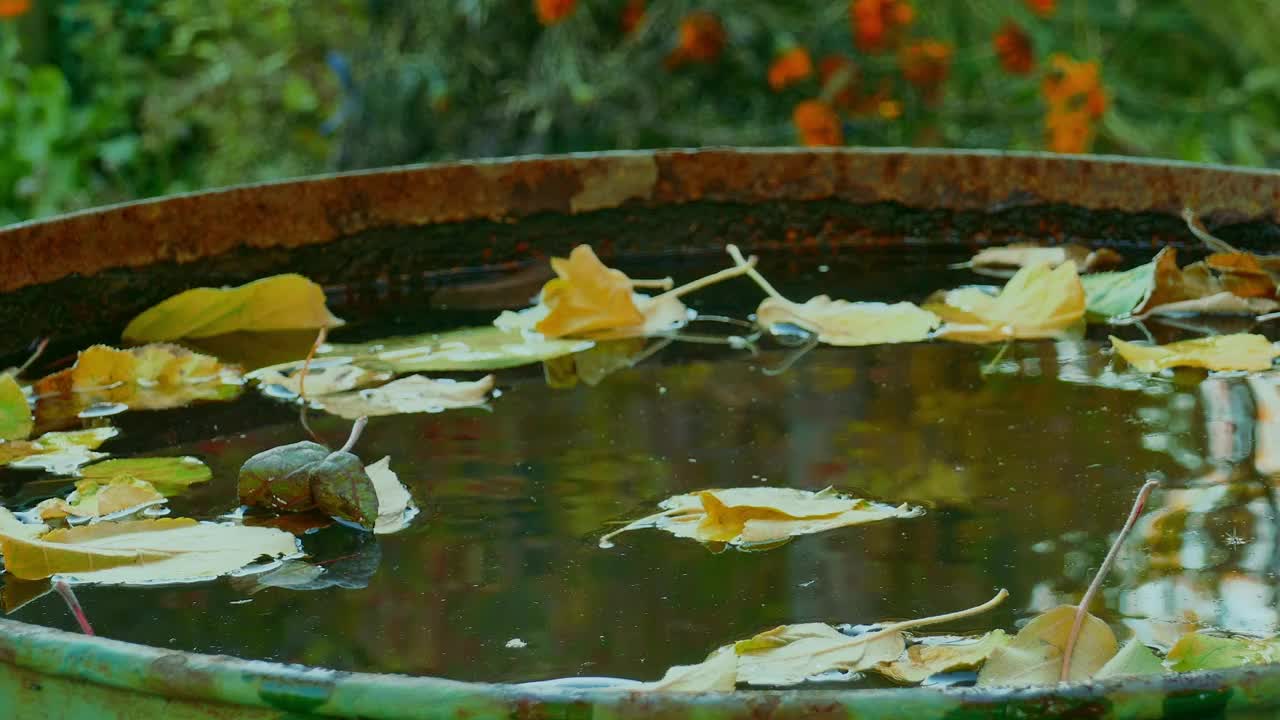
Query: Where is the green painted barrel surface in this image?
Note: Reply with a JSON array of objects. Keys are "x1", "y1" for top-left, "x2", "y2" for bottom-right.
[{"x1": 4, "y1": 148, "x2": 1280, "y2": 719}]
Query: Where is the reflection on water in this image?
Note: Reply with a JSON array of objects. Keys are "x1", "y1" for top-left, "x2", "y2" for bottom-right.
[{"x1": 3, "y1": 254, "x2": 1280, "y2": 686}]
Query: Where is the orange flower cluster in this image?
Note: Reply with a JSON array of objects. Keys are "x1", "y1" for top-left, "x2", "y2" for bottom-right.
[
  {"x1": 993, "y1": 21, "x2": 1034, "y2": 75},
  {"x1": 0, "y1": 0, "x2": 29, "y2": 18},
  {"x1": 1025, "y1": 0, "x2": 1055, "y2": 17},
  {"x1": 899, "y1": 39, "x2": 952, "y2": 100},
  {"x1": 620, "y1": 0, "x2": 645, "y2": 35},
  {"x1": 1041, "y1": 54, "x2": 1108, "y2": 153},
  {"x1": 792, "y1": 100, "x2": 844, "y2": 146},
  {"x1": 768, "y1": 48, "x2": 813, "y2": 91},
  {"x1": 534, "y1": 0, "x2": 575, "y2": 26},
  {"x1": 850, "y1": 0, "x2": 915, "y2": 54},
  {"x1": 667, "y1": 11, "x2": 726, "y2": 67}
]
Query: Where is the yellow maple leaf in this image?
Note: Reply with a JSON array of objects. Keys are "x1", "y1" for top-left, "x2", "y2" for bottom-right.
[
  {"x1": 1110, "y1": 333, "x2": 1280, "y2": 372},
  {"x1": 928, "y1": 262, "x2": 1085, "y2": 343},
  {"x1": 535, "y1": 246, "x2": 646, "y2": 338}
]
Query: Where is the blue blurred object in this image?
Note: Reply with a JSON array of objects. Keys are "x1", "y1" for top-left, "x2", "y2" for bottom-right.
[{"x1": 321, "y1": 50, "x2": 358, "y2": 136}]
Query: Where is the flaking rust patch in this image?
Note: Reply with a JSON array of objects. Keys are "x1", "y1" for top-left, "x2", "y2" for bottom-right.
[{"x1": 570, "y1": 155, "x2": 658, "y2": 213}]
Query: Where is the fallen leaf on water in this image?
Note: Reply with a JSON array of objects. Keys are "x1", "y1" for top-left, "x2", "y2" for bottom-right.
[
  {"x1": 35, "y1": 477, "x2": 164, "y2": 520},
  {"x1": 536, "y1": 245, "x2": 646, "y2": 338},
  {"x1": 367, "y1": 456, "x2": 417, "y2": 534},
  {"x1": 324, "y1": 326, "x2": 593, "y2": 375},
  {"x1": 231, "y1": 534, "x2": 381, "y2": 594},
  {"x1": 1090, "y1": 248, "x2": 1280, "y2": 321},
  {"x1": 925, "y1": 262, "x2": 1086, "y2": 343},
  {"x1": 874, "y1": 631, "x2": 1009, "y2": 684},
  {"x1": 734, "y1": 622, "x2": 906, "y2": 686},
  {"x1": 0, "y1": 509, "x2": 299, "y2": 583},
  {"x1": 0, "y1": 374, "x2": 31, "y2": 441},
  {"x1": 977, "y1": 605, "x2": 1117, "y2": 686},
  {"x1": 1143, "y1": 292, "x2": 1278, "y2": 317},
  {"x1": 636, "y1": 647, "x2": 739, "y2": 692},
  {"x1": 0, "y1": 427, "x2": 119, "y2": 474},
  {"x1": 248, "y1": 358, "x2": 393, "y2": 397},
  {"x1": 123, "y1": 274, "x2": 344, "y2": 342},
  {"x1": 1110, "y1": 334, "x2": 1279, "y2": 372},
  {"x1": 968, "y1": 245, "x2": 1123, "y2": 273},
  {"x1": 1165, "y1": 632, "x2": 1280, "y2": 672},
  {"x1": 32, "y1": 344, "x2": 243, "y2": 424},
  {"x1": 757, "y1": 298, "x2": 939, "y2": 346},
  {"x1": 1094, "y1": 637, "x2": 1164, "y2": 678},
  {"x1": 79, "y1": 456, "x2": 212, "y2": 497},
  {"x1": 317, "y1": 374, "x2": 494, "y2": 420},
  {"x1": 1081, "y1": 261, "x2": 1157, "y2": 320},
  {"x1": 599, "y1": 487, "x2": 922, "y2": 550}
]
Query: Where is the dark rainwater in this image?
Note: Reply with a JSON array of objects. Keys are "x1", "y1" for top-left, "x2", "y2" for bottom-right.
[{"x1": 3, "y1": 249, "x2": 1278, "y2": 687}]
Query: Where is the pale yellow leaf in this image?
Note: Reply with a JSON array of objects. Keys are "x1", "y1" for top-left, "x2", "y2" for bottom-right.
[
  {"x1": 756, "y1": 297, "x2": 938, "y2": 346},
  {"x1": 248, "y1": 358, "x2": 393, "y2": 396},
  {"x1": 367, "y1": 456, "x2": 416, "y2": 535},
  {"x1": 0, "y1": 516, "x2": 299, "y2": 583},
  {"x1": 874, "y1": 631, "x2": 1009, "y2": 684},
  {"x1": 1111, "y1": 334, "x2": 1280, "y2": 372},
  {"x1": 970, "y1": 245, "x2": 1120, "y2": 272},
  {"x1": 928, "y1": 262, "x2": 1086, "y2": 344},
  {"x1": 35, "y1": 477, "x2": 164, "y2": 520},
  {"x1": 0, "y1": 427, "x2": 119, "y2": 474},
  {"x1": 600, "y1": 487, "x2": 921, "y2": 549},
  {"x1": 318, "y1": 374, "x2": 495, "y2": 420},
  {"x1": 123, "y1": 274, "x2": 344, "y2": 342},
  {"x1": 977, "y1": 606, "x2": 1117, "y2": 686},
  {"x1": 734, "y1": 623, "x2": 906, "y2": 686},
  {"x1": 638, "y1": 647, "x2": 739, "y2": 692}
]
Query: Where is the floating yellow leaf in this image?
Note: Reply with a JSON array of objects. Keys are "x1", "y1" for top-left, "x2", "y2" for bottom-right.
[
  {"x1": 248, "y1": 358, "x2": 393, "y2": 397},
  {"x1": 968, "y1": 245, "x2": 1123, "y2": 273},
  {"x1": 80, "y1": 456, "x2": 212, "y2": 497},
  {"x1": 536, "y1": 245, "x2": 646, "y2": 338},
  {"x1": 977, "y1": 605, "x2": 1117, "y2": 686},
  {"x1": 927, "y1": 262, "x2": 1086, "y2": 343},
  {"x1": 735, "y1": 622, "x2": 906, "y2": 686},
  {"x1": 317, "y1": 374, "x2": 495, "y2": 420},
  {"x1": 368, "y1": 456, "x2": 417, "y2": 535},
  {"x1": 599, "y1": 487, "x2": 922, "y2": 550},
  {"x1": 35, "y1": 477, "x2": 164, "y2": 520},
  {"x1": 757, "y1": 297, "x2": 939, "y2": 346},
  {"x1": 0, "y1": 374, "x2": 31, "y2": 441},
  {"x1": 328, "y1": 326, "x2": 593, "y2": 374},
  {"x1": 0, "y1": 510, "x2": 299, "y2": 583},
  {"x1": 123, "y1": 274, "x2": 344, "y2": 342},
  {"x1": 32, "y1": 344, "x2": 242, "y2": 424},
  {"x1": 0, "y1": 427, "x2": 118, "y2": 474},
  {"x1": 1110, "y1": 334, "x2": 1279, "y2": 373},
  {"x1": 874, "y1": 631, "x2": 1009, "y2": 684}
]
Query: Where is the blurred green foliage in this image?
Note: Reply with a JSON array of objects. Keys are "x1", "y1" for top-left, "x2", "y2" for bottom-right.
[{"x1": 4, "y1": 0, "x2": 1280, "y2": 224}]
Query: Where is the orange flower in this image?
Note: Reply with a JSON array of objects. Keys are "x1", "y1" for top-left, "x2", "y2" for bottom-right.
[
  {"x1": 534, "y1": 0, "x2": 575, "y2": 25},
  {"x1": 1041, "y1": 54, "x2": 1108, "y2": 153},
  {"x1": 993, "y1": 21, "x2": 1034, "y2": 75},
  {"x1": 850, "y1": 0, "x2": 914, "y2": 54},
  {"x1": 768, "y1": 48, "x2": 814, "y2": 91},
  {"x1": 819, "y1": 54, "x2": 859, "y2": 108},
  {"x1": 0, "y1": 0, "x2": 29, "y2": 18},
  {"x1": 1025, "y1": 0, "x2": 1055, "y2": 17},
  {"x1": 792, "y1": 100, "x2": 844, "y2": 146},
  {"x1": 667, "y1": 11, "x2": 726, "y2": 68},
  {"x1": 620, "y1": 0, "x2": 645, "y2": 35},
  {"x1": 899, "y1": 40, "x2": 952, "y2": 99}
]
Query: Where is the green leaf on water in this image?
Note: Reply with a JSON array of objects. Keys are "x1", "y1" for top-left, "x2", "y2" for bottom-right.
[
  {"x1": 80, "y1": 456, "x2": 213, "y2": 497},
  {"x1": 1166, "y1": 633, "x2": 1280, "y2": 672},
  {"x1": 309, "y1": 451, "x2": 379, "y2": 529},
  {"x1": 1095, "y1": 637, "x2": 1165, "y2": 679},
  {"x1": 1081, "y1": 261, "x2": 1155, "y2": 320},
  {"x1": 321, "y1": 325, "x2": 593, "y2": 373},
  {"x1": 0, "y1": 374, "x2": 31, "y2": 441}
]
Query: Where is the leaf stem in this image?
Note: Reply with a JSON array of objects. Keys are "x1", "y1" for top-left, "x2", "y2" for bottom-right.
[
  {"x1": 726, "y1": 245, "x2": 789, "y2": 302},
  {"x1": 1060, "y1": 479, "x2": 1159, "y2": 682},
  {"x1": 630, "y1": 277, "x2": 675, "y2": 290},
  {"x1": 877, "y1": 588, "x2": 1009, "y2": 635},
  {"x1": 339, "y1": 416, "x2": 368, "y2": 454},
  {"x1": 299, "y1": 328, "x2": 328, "y2": 443},
  {"x1": 1182, "y1": 208, "x2": 1239, "y2": 254},
  {"x1": 655, "y1": 255, "x2": 758, "y2": 302},
  {"x1": 11, "y1": 338, "x2": 49, "y2": 377},
  {"x1": 53, "y1": 580, "x2": 94, "y2": 636}
]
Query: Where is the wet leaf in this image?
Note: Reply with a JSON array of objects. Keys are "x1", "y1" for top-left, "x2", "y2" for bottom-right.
[
  {"x1": 35, "y1": 477, "x2": 164, "y2": 520},
  {"x1": 1110, "y1": 334, "x2": 1279, "y2": 372},
  {"x1": 1166, "y1": 633, "x2": 1280, "y2": 672},
  {"x1": 317, "y1": 374, "x2": 494, "y2": 420},
  {"x1": 1095, "y1": 638, "x2": 1164, "y2": 678},
  {"x1": 500, "y1": 292, "x2": 690, "y2": 341},
  {"x1": 874, "y1": 631, "x2": 1009, "y2": 684},
  {"x1": 231, "y1": 533, "x2": 381, "y2": 594},
  {"x1": 1135, "y1": 248, "x2": 1276, "y2": 317},
  {"x1": 927, "y1": 262, "x2": 1086, "y2": 343},
  {"x1": 977, "y1": 605, "x2": 1117, "y2": 686},
  {"x1": 367, "y1": 456, "x2": 416, "y2": 535},
  {"x1": 0, "y1": 375, "x2": 31, "y2": 442},
  {"x1": 1205, "y1": 252, "x2": 1276, "y2": 298},
  {"x1": 534, "y1": 245, "x2": 646, "y2": 338},
  {"x1": 0, "y1": 427, "x2": 119, "y2": 474},
  {"x1": 1081, "y1": 261, "x2": 1157, "y2": 320},
  {"x1": 248, "y1": 358, "x2": 393, "y2": 397},
  {"x1": 1144, "y1": 292, "x2": 1278, "y2": 317},
  {"x1": 756, "y1": 298, "x2": 939, "y2": 346},
  {"x1": 32, "y1": 344, "x2": 242, "y2": 424},
  {"x1": 0, "y1": 510, "x2": 299, "y2": 583},
  {"x1": 309, "y1": 451, "x2": 379, "y2": 528},
  {"x1": 600, "y1": 487, "x2": 922, "y2": 550},
  {"x1": 123, "y1": 274, "x2": 343, "y2": 342},
  {"x1": 637, "y1": 647, "x2": 739, "y2": 692},
  {"x1": 735, "y1": 622, "x2": 906, "y2": 686},
  {"x1": 238, "y1": 434, "x2": 384, "y2": 530},
  {"x1": 323, "y1": 325, "x2": 592, "y2": 374},
  {"x1": 79, "y1": 456, "x2": 212, "y2": 497},
  {"x1": 969, "y1": 245, "x2": 1123, "y2": 273}
]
